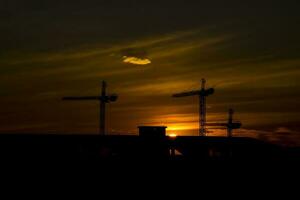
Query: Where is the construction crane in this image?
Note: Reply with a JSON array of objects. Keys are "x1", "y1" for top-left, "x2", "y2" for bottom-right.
[
  {"x1": 206, "y1": 109, "x2": 242, "y2": 137},
  {"x1": 172, "y1": 79, "x2": 215, "y2": 136},
  {"x1": 63, "y1": 81, "x2": 118, "y2": 135}
]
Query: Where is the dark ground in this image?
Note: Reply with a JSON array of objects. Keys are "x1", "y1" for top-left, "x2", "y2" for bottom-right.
[{"x1": 0, "y1": 134, "x2": 298, "y2": 163}]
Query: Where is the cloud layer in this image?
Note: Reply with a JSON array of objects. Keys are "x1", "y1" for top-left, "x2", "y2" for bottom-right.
[{"x1": 0, "y1": 1, "x2": 299, "y2": 146}]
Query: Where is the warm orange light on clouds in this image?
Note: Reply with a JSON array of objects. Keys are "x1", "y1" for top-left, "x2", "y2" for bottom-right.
[
  {"x1": 122, "y1": 56, "x2": 151, "y2": 65},
  {"x1": 166, "y1": 123, "x2": 198, "y2": 136},
  {"x1": 144, "y1": 113, "x2": 229, "y2": 136}
]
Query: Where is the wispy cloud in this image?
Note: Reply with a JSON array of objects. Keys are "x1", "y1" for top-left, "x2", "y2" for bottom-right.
[
  {"x1": 275, "y1": 127, "x2": 295, "y2": 134},
  {"x1": 122, "y1": 56, "x2": 151, "y2": 65},
  {"x1": 1, "y1": 27, "x2": 300, "y2": 138}
]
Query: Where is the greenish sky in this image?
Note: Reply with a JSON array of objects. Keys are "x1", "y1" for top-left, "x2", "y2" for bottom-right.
[{"x1": 0, "y1": 1, "x2": 300, "y2": 145}]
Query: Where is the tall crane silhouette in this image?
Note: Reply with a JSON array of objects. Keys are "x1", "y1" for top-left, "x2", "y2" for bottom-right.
[
  {"x1": 173, "y1": 79, "x2": 215, "y2": 136},
  {"x1": 206, "y1": 109, "x2": 242, "y2": 137},
  {"x1": 63, "y1": 81, "x2": 118, "y2": 135}
]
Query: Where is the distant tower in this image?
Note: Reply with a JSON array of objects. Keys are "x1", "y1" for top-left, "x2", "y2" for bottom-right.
[
  {"x1": 173, "y1": 79, "x2": 215, "y2": 136},
  {"x1": 200, "y1": 79, "x2": 207, "y2": 136},
  {"x1": 63, "y1": 81, "x2": 118, "y2": 135},
  {"x1": 227, "y1": 109, "x2": 242, "y2": 137},
  {"x1": 206, "y1": 109, "x2": 242, "y2": 137}
]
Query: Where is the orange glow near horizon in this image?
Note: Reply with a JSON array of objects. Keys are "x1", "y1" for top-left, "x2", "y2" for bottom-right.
[
  {"x1": 165, "y1": 123, "x2": 229, "y2": 137},
  {"x1": 150, "y1": 113, "x2": 224, "y2": 136},
  {"x1": 142, "y1": 113, "x2": 242, "y2": 137},
  {"x1": 168, "y1": 133, "x2": 177, "y2": 138},
  {"x1": 166, "y1": 123, "x2": 198, "y2": 136}
]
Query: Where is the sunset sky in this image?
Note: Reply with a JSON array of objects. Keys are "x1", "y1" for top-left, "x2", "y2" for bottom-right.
[{"x1": 1, "y1": 1, "x2": 300, "y2": 145}]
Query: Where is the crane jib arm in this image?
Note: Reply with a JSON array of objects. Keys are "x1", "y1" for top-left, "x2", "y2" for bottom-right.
[
  {"x1": 63, "y1": 95, "x2": 118, "y2": 102},
  {"x1": 173, "y1": 88, "x2": 215, "y2": 98}
]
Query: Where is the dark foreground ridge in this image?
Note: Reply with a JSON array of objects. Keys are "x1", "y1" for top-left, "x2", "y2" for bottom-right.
[{"x1": 0, "y1": 134, "x2": 298, "y2": 163}]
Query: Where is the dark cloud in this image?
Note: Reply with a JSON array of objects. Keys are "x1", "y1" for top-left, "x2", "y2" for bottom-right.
[{"x1": 121, "y1": 48, "x2": 148, "y2": 59}]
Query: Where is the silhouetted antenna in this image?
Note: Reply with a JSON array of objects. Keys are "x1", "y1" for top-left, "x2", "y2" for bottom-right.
[
  {"x1": 63, "y1": 81, "x2": 118, "y2": 135},
  {"x1": 172, "y1": 79, "x2": 215, "y2": 136},
  {"x1": 206, "y1": 108, "x2": 242, "y2": 137}
]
